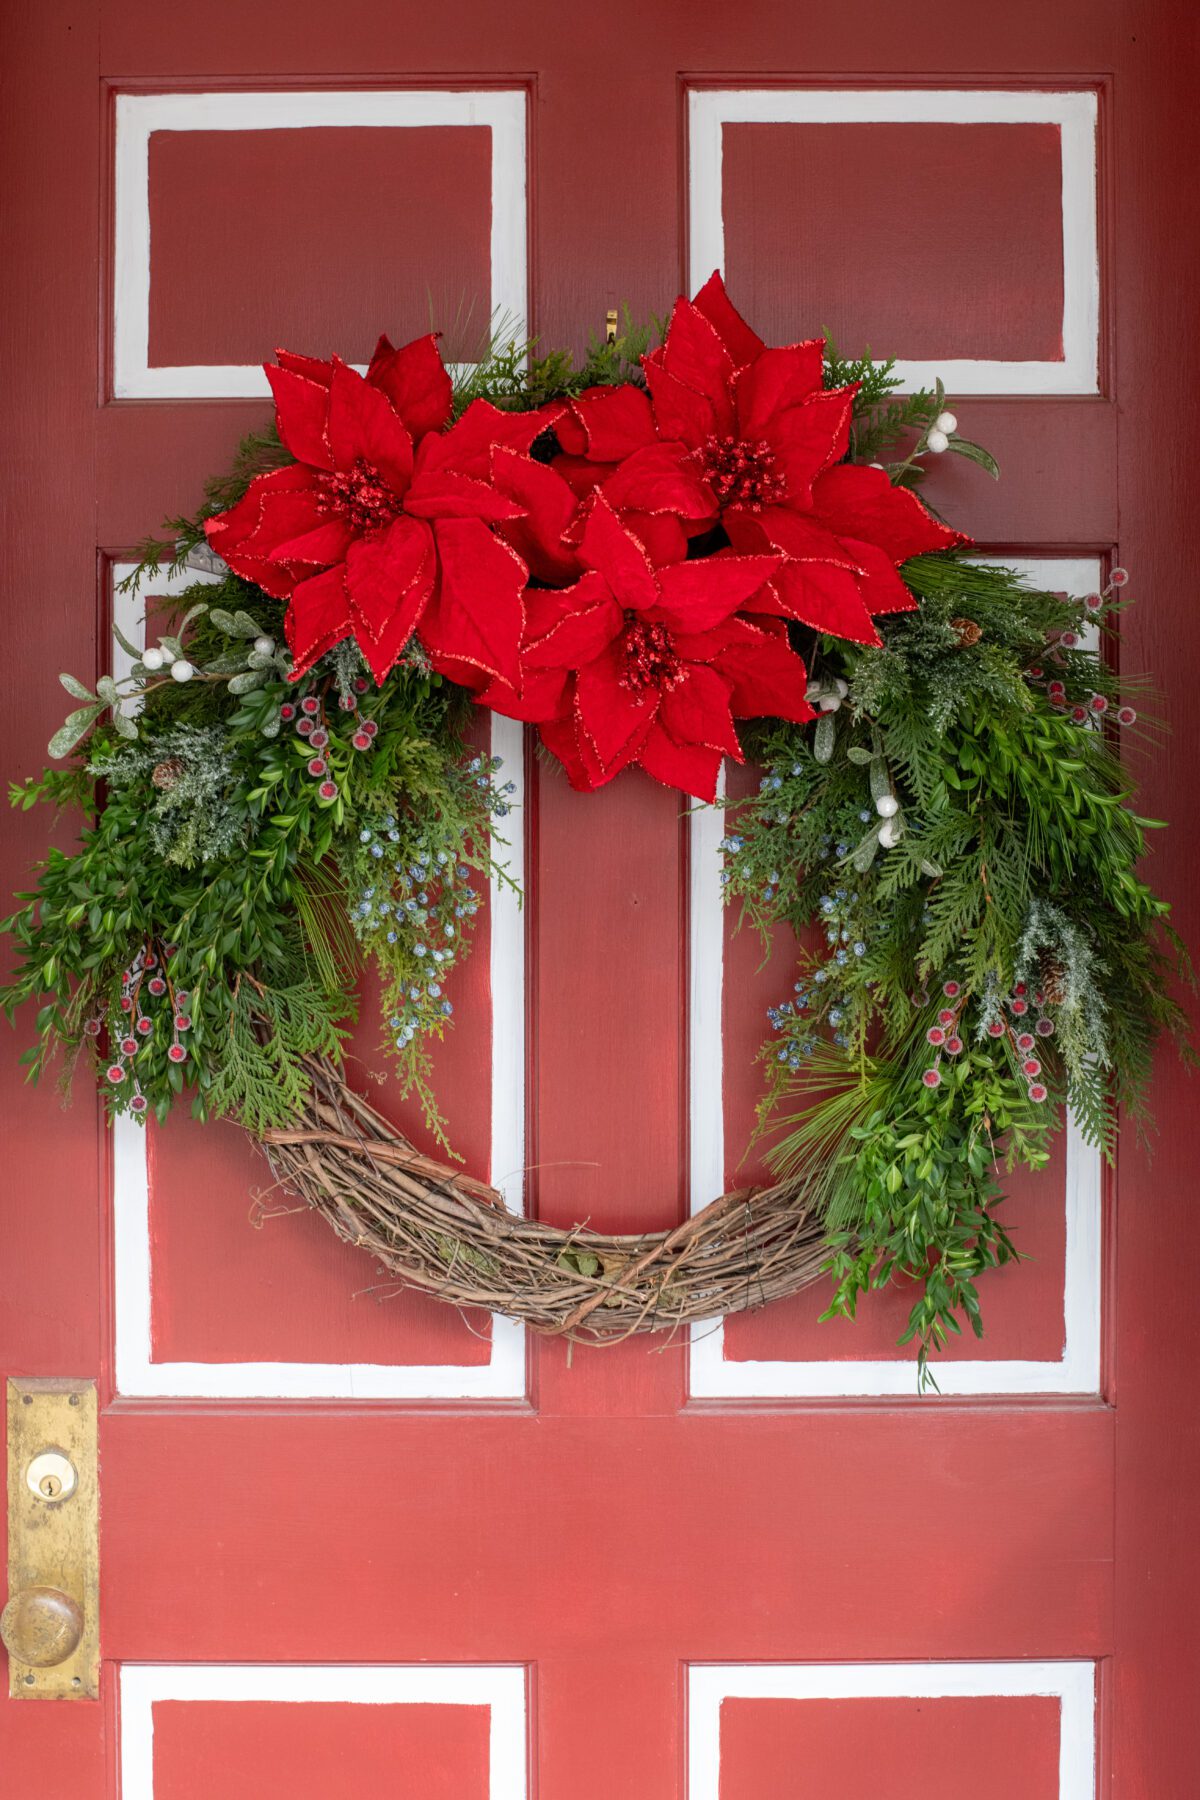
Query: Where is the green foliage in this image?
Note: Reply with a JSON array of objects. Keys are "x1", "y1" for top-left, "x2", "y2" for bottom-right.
[
  {"x1": 454, "y1": 304, "x2": 663, "y2": 412},
  {"x1": 89, "y1": 724, "x2": 252, "y2": 867},
  {"x1": 201, "y1": 942, "x2": 351, "y2": 1135},
  {"x1": 2, "y1": 628, "x2": 510, "y2": 1137},
  {"x1": 724, "y1": 553, "x2": 1191, "y2": 1378}
]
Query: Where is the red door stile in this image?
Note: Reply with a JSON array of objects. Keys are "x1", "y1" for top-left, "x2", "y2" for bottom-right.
[{"x1": 2, "y1": 5, "x2": 1198, "y2": 1800}]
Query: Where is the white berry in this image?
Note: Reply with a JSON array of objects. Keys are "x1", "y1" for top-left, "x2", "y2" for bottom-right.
[
  {"x1": 806, "y1": 678, "x2": 843, "y2": 713},
  {"x1": 935, "y1": 411, "x2": 958, "y2": 435},
  {"x1": 170, "y1": 659, "x2": 195, "y2": 683},
  {"x1": 141, "y1": 646, "x2": 164, "y2": 671},
  {"x1": 253, "y1": 635, "x2": 276, "y2": 656},
  {"x1": 875, "y1": 794, "x2": 900, "y2": 818},
  {"x1": 878, "y1": 817, "x2": 902, "y2": 849},
  {"x1": 926, "y1": 428, "x2": 950, "y2": 454}
]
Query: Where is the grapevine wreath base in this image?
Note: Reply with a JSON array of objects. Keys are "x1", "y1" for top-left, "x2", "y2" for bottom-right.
[
  {"x1": 262, "y1": 1057, "x2": 826, "y2": 1340},
  {"x1": 5, "y1": 275, "x2": 1191, "y2": 1379}
]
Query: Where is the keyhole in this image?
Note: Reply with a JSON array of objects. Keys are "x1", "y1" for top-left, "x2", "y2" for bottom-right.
[{"x1": 26, "y1": 1451, "x2": 77, "y2": 1502}]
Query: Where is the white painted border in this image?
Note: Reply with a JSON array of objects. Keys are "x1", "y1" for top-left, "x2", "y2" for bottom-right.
[
  {"x1": 689, "y1": 559, "x2": 1104, "y2": 1398},
  {"x1": 120, "y1": 1662, "x2": 527, "y2": 1800},
  {"x1": 688, "y1": 87, "x2": 1099, "y2": 394},
  {"x1": 113, "y1": 89, "x2": 528, "y2": 399},
  {"x1": 688, "y1": 1661, "x2": 1095, "y2": 1800},
  {"x1": 111, "y1": 565, "x2": 526, "y2": 1398}
]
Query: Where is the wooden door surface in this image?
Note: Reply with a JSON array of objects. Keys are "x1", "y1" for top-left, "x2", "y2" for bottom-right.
[{"x1": 2, "y1": 4, "x2": 1197, "y2": 1796}]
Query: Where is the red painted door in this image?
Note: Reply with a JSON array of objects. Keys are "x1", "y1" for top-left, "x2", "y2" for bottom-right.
[{"x1": 2, "y1": 6, "x2": 1196, "y2": 1797}]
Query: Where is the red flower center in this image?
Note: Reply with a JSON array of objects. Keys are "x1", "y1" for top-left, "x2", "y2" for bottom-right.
[
  {"x1": 619, "y1": 614, "x2": 684, "y2": 694},
  {"x1": 315, "y1": 459, "x2": 405, "y2": 531},
  {"x1": 696, "y1": 434, "x2": 787, "y2": 511}
]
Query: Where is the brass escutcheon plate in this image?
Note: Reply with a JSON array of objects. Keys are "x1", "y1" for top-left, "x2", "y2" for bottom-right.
[{"x1": 4, "y1": 1379, "x2": 98, "y2": 1698}]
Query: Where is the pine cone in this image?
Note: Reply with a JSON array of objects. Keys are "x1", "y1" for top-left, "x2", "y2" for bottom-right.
[
  {"x1": 1040, "y1": 956, "x2": 1067, "y2": 1006},
  {"x1": 951, "y1": 617, "x2": 983, "y2": 647},
  {"x1": 151, "y1": 758, "x2": 185, "y2": 790}
]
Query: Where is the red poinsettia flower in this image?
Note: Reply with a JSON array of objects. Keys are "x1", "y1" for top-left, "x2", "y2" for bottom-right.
[
  {"x1": 204, "y1": 335, "x2": 545, "y2": 684},
  {"x1": 554, "y1": 273, "x2": 969, "y2": 644},
  {"x1": 475, "y1": 496, "x2": 815, "y2": 801}
]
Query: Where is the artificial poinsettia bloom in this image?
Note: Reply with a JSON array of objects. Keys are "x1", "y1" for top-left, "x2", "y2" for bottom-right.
[
  {"x1": 204, "y1": 335, "x2": 548, "y2": 684},
  {"x1": 555, "y1": 273, "x2": 969, "y2": 643},
  {"x1": 475, "y1": 496, "x2": 815, "y2": 801}
]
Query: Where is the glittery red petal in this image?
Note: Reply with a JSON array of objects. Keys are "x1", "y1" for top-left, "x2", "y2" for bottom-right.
[
  {"x1": 353, "y1": 561, "x2": 434, "y2": 683},
  {"x1": 577, "y1": 495, "x2": 661, "y2": 611},
  {"x1": 343, "y1": 514, "x2": 434, "y2": 642},
  {"x1": 634, "y1": 724, "x2": 728, "y2": 802},
  {"x1": 767, "y1": 561, "x2": 882, "y2": 644},
  {"x1": 620, "y1": 511, "x2": 690, "y2": 566},
  {"x1": 205, "y1": 467, "x2": 324, "y2": 598},
  {"x1": 727, "y1": 505, "x2": 857, "y2": 568},
  {"x1": 658, "y1": 663, "x2": 740, "y2": 755},
  {"x1": 276, "y1": 347, "x2": 335, "y2": 385},
  {"x1": 365, "y1": 332, "x2": 453, "y2": 443},
  {"x1": 489, "y1": 448, "x2": 583, "y2": 583},
  {"x1": 537, "y1": 708, "x2": 602, "y2": 791},
  {"x1": 678, "y1": 617, "x2": 815, "y2": 723},
  {"x1": 835, "y1": 536, "x2": 920, "y2": 614},
  {"x1": 266, "y1": 518, "x2": 355, "y2": 571},
  {"x1": 659, "y1": 297, "x2": 737, "y2": 433},
  {"x1": 522, "y1": 575, "x2": 623, "y2": 669},
  {"x1": 598, "y1": 443, "x2": 715, "y2": 527},
  {"x1": 559, "y1": 384, "x2": 657, "y2": 461},
  {"x1": 761, "y1": 387, "x2": 856, "y2": 509},
  {"x1": 734, "y1": 342, "x2": 828, "y2": 436},
  {"x1": 810, "y1": 463, "x2": 972, "y2": 562},
  {"x1": 574, "y1": 646, "x2": 660, "y2": 769},
  {"x1": 326, "y1": 358, "x2": 413, "y2": 494},
  {"x1": 690, "y1": 271, "x2": 767, "y2": 367},
  {"x1": 550, "y1": 454, "x2": 611, "y2": 504},
  {"x1": 652, "y1": 553, "x2": 781, "y2": 633},
  {"x1": 285, "y1": 567, "x2": 352, "y2": 677},
  {"x1": 403, "y1": 467, "x2": 526, "y2": 523},
  {"x1": 266, "y1": 362, "x2": 334, "y2": 470},
  {"x1": 421, "y1": 399, "x2": 548, "y2": 482},
  {"x1": 420, "y1": 518, "x2": 528, "y2": 689},
  {"x1": 642, "y1": 356, "x2": 719, "y2": 449},
  {"x1": 474, "y1": 665, "x2": 570, "y2": 723}
]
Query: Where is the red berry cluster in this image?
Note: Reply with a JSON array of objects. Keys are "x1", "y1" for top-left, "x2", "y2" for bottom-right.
[
  {"x1": 921, "y1": 980, "x2": 965, "y2": 1088},
  {"x1": 91, "y1": 941, "x2": 191, "y2": 1110},
  {"x1": 983, "y1": 980, "x2": 1054, "y2": 1102},
  {"x1": 922, "y1": 976, "x2": 1056, "y2": 1103},
  {"x1": 1026, "y1": 568, "x2": 1137, "y2": 727},
  {"x1": 283, "y1": 681, "x2": 377, "y2": 803}
]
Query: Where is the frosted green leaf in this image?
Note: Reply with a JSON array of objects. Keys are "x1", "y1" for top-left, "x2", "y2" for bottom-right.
[{"x1": 48, "y1": 704, "x2": 102, "y2": 759}]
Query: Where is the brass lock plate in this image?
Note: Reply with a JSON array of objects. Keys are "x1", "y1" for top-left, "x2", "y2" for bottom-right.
[{"x1": 5, "y1": 1379, "x2": 99, "y2": 1698}]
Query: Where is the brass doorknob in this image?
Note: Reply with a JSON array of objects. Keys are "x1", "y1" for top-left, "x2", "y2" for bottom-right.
[{"x1": 0, "y1": 1587, "x2": 84, "y2": 1667}]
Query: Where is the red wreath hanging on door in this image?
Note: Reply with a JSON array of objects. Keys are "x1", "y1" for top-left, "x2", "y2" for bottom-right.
[{"x1": 3, "y1": 275, "x2": 1188, "y2": 1378}]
